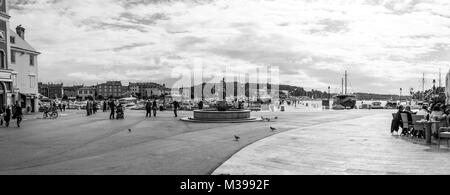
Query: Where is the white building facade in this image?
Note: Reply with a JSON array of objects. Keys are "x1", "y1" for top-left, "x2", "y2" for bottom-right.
[{"x1": 0, "y1": 1, "x2": 40, "y2": 112}]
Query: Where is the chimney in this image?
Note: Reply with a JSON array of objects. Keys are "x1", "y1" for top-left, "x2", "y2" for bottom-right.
[{"x1": 16, "y1": 25, "x2": 25, "y2": 40}]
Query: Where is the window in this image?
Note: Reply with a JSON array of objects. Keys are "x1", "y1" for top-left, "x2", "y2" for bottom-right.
[
  {"x1": 12, "y1": 74, "x2": 17, "y2": 88},
  {"x1": 29, "y1": 76, "x2": 36, "y2": 88},
  {"x1": 10, "y1": 36, "x2": 15, "y2": 44},
  {"x1": 0, "y1": 51, "x2": 4, "y2": 69},
  {"x1": 11, "y1": 51, "x2": 15, "y2": 64},
  {"x1": 30, "y1": 55, "x2": 35, "y2": 66}
]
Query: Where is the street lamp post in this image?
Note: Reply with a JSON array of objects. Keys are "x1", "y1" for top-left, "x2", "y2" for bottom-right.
[
  {"x1": 328, "y1": 86, "x2": 331, "y2": 100},
  {"x1": 400, "y1": 88, "x2": 403, "y2": 104}
]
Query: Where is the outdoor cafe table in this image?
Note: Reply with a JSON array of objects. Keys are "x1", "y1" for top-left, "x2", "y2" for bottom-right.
[{"x1": 416, "y1": 120, "x2": 440, "y2": 145}]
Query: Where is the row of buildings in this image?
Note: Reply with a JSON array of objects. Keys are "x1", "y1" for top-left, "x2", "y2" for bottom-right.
[
  {"x1": 0, "y1": 1, "x2": 40, "y2": 112},
  {"x1": 38, "y1": 81, "x2": 169, "y2": 100}
]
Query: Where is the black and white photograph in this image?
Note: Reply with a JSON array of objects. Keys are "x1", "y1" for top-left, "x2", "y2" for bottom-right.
[{"x1": 0, "y1": 0, "x2": 450, "y2": 183}]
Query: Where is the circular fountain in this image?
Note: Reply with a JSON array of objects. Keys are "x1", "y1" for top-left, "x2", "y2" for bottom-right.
[{"x1": 181, "y1": 101, "x2": 262, "y2": 123}]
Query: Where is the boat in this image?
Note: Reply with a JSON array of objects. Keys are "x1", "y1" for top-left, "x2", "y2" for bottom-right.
[
  {"x1": 333, "y1": 71, "x2": 357, "y2": 110},
  {"x1": 370, "y1": 101, "x2": 384, "y2": 109}
]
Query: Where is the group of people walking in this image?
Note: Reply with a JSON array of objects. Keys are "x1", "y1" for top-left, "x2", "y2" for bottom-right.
[
  {"x1": 86, "y1": 100, "x2": 98, "y2": 116},
  {"x1": 0, "y1": 102, "x2": 23, "y2": 128},
  {"x1": 145, "y1": 100, "x2": 180, "y2": 118}
]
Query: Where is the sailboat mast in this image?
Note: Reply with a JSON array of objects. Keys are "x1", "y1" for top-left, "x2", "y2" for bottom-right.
[
  {"x1": 342, "y1": 78, "x2": 344, "y2": 95},
  {"x1": 439, "y1": 68, "x2": 442, "y2": 88},
  {"x1": 345, "y1": 70, "x2": 348, "y2": 95}
]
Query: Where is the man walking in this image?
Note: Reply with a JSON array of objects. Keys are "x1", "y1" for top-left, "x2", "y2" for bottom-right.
[
  {"x1": 86, "y1": 100, "x2": 91, "y2": 116},
  {"x1": 14, "y1": 102, "x2": 23, "y2": 128},
  {"x1": 0, "y1": 105, "x2": 4, "y2": 127},
  {"x1": 146, "y1": 100, "x2": 152, "y2": 118},
  {"x1": 172, "y1": 101, "x2": 180, "y2": 118},
  {"x1": 152, "y1": 99, "x2": 158, "y2": 117},
  {"x1": 103, "y1": 101, "x2": 107, "y2": 112},
  {"x1": 109, "y1": 100, "x2": 116, "y2": 120},
  {"x1": 4, "y1": 105, "x2": 11, "y2": 128},
  {"x1": 93, "y1": 101, "x2": 98, "y2": 115}
]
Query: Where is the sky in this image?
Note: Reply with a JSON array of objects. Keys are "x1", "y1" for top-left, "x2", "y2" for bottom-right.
[{"x1": 7, "y1": 0, "x2": 450, "y2": 94}]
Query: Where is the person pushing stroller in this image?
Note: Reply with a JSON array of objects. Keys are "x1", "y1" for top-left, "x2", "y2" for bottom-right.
[{"x1": 116, "y1": 103, "x2": 124, "y2": 120}]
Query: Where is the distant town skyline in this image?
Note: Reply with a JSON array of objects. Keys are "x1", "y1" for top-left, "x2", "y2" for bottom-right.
[{"x1": 8, "y1": 0, "x2": 450, "y2": 94}]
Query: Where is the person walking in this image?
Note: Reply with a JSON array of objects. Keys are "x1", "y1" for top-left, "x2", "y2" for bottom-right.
[
  {"x1": 0, "y1": 105, "x2": 5, "y2": 127},
  {"x1": 86, "y1": 100, "x2": 90, "y2": 116},
  {"x1": 109, "y1": 100, "x2": 116, "y2": 120},
  {"x1": 13, "y1": 103, "x2": 23, "y2": 128},
  {"x1": 62, "y1": 102, "x2": 66, "y2": 112},
  {"x1": 152, "y1": 99, "x2": 158, "y2": 117},
  {"x1": 103, "y1": 101, "x2": 107, "y2": 112},
  {"x1": 93, "y1": 101, "x2": 98, "y2": 115},
  {"x1": 146, "y1": 100, "x2": 152, "y2": 118},
  {"x1": 172, "y1": 101, "x2": 180, "y2": 118},
  {"x1": 4, "y1": 105, "x2": 11, "y2": 128}
]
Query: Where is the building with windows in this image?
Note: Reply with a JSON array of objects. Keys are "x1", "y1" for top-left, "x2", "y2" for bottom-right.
[
  {"x1": 77, "y1": 86, "x2": 96, "y2": 100},
  {"x1": 0, "y1": 0, "x2": 14, "y2": 108},
  {"x1": 0, "y1": 2, "x2": 40, "y2": 112},
  {"x1": 97, "y1": 81, "x2": 122, "y2": 99},
  {"x1": 129, "y1": 82, "x2": 167, "y2": 99},
  {"x1": 63, "y1": 85, "x2": 84, "y2": 99},
  {"x1": 38, "y1": 83, "x2": 63, "y2": 100},
  {"x1": 10, "y1": 26, "x2": 40, "y2": 112}
]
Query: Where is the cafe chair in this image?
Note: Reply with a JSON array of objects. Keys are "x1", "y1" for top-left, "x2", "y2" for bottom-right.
[
  {"x1": 438, "y1": 126, "x2": 450, "y2": 149},
  {"x1": 412, "y1": 115, "x2": 425, "y2": 139},
  {"x1": 401, "y1": 113, "x2": 413, "y2": 136}
]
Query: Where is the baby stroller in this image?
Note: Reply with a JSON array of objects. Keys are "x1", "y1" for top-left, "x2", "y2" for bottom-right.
[{"x1": 116, "y1": 106, "x2": 124, "y2": 120}]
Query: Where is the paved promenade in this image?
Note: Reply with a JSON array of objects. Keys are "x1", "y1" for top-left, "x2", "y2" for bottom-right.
[
  {"x1": 1, "y1": 108, "x2": 448, "y2": 175},
  {"x1": 214, "y1": 110, "x2": 450, "y2": 175},
  {"x1": 0, "y1": 108, "x2": 374, "y2": 175}
]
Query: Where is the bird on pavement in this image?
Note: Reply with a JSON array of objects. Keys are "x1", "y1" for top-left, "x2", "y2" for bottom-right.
[
  {"x1": 234, "y1": 135, "x2": 240, "y2": 142},
  {"x1": 270, "y1": 127, "x2": 277, "y2": 131},
  {"x1": 128, "y1": 129, "x2": 132, "y2": 133},
  {"x1": 274, "y1": 117, "x2": 279, "y2": 120}
]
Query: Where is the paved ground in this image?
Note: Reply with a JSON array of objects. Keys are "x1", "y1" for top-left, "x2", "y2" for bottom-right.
[
  {"x1": 213, "y1": 110, "x2": 450, "y2": 175},
  {"x1": 0, "y1": 107, "x2": 377, "y2": 175}
]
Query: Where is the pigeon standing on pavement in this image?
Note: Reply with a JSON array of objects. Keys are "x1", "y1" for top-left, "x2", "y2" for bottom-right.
[
  {"x1": 234, "y1": 135, "x2": 240, "y2": 142},
  {"x1": 270, "y1": 127, "x2": 277, "y2": 132},
  {"x1": 128, "y1": 129, "x2": 132, "y2": 133}
]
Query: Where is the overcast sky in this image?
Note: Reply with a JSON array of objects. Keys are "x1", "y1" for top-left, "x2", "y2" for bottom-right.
[{"x1": 8, "y1": 0, "x2": 450, "y2": 94}]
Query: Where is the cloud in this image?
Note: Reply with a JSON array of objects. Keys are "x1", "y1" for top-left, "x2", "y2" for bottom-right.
[{"x1": 8, "y1": 0, "x2": 450, "y2": 94}]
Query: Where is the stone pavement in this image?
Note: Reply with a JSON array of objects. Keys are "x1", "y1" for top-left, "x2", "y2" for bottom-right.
[
  {"x1": 213, "y1": 111, "x2": 450, "y2": 175},
  {"x1": 0, "y1": 109, "x2": 378, "y2": 175}
]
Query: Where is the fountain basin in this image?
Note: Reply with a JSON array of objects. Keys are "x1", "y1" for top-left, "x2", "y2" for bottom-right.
[{"x1": 181, "y1": 110, "x2": 262, "y2": 123}]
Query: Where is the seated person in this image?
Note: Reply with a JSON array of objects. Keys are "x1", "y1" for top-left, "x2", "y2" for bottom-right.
[
  {"x1": 402, "y1": 106, "x2": 414, "y2": 123},
  {"x1": 391, "y1": 106, "x2": 404, "y2": 134},
  {"x1": 416, "y1": 105, "x2": 430, "y2": 117},
  {"x1": 430, "y1": 104, "x2": 446, "y2": 121}
]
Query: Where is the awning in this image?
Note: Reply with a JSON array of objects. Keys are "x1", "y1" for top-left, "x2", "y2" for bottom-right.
[{"x1": 20, "y1": 93, "x2": 39, "y2": 99}]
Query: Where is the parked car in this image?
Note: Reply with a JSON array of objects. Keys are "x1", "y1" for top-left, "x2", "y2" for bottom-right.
[{"x1": 370, "y1": 102, "x2": 384, "y2": 109}]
